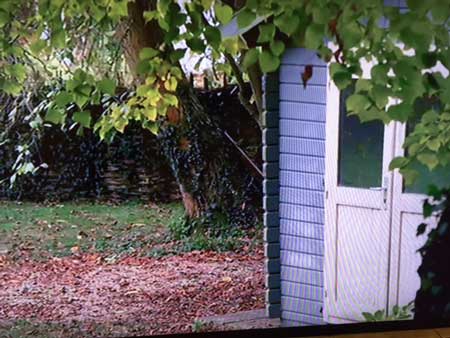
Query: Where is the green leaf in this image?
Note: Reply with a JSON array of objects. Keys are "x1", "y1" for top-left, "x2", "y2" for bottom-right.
[
  {"x1": 312, "y1": 7, "x2": 331, "y2": 25},
  {"x1": 0, "y1": 9, "x2": 9, "y2": 27},
  {"x1": 258, "y1": 50, "x2": 280, "y2": 73},
  {"x1": 257, "y1": 24, "x2": 276, "y2": 43},
  {"x1": 387, "y1": 102, "x2": 413, "y2": 122},
  {"x1": 371, "y1": 85, "x2": 390, "y2": 109},
  {"x1": 406, "y1": 0, "x2": 432, "y2": 13},
  {"x1": 358, "y1": 106, "x2": 389, "y2": 123},
  {"x1": 423, "y1": 200, "x2": 434, "y2": 218},
  {"x1": 389, "y1": 156, "x2": 409, "y2": 170},
  {"x1": 9, "y1": 64, "x2": 26, "y2": 82},
  {"x1": 439, "y1": 77, "x2": 450, "y2": 105},
  {"x1": 304, "y1": 23, "x2": 324, "y2": 50},
  {"x1": 54, "y1": 91, "x2": 73, "y2": 107},
  {"x1": 274, "y1": 13, "x2": 300, "y2": 36},
  {"x1": 421, "y1": 52, "x2": 438, "y2": 68},
  {"x1": 243, "y1": 48, "x2": 259, "y2": 69},
  {"x1": 97, "y1": 79, "x2": 116, "y2": 96},
  {"x1": 29, "y1": 39, "x2": 46, "y2": 55},
  {"x1": 73, "y1": 110, "x2": 91, "y2": 128},
  {"x1": 222, "y1": 37, "x2": 239, "y2": 55},
  {"x1": 73, "y1": 93, "x2": 89, "y2": 109},
  {"x1": 371, "y1": 64, "x2": 389, "y2": 84},
  {"x1": 45, "y1": 108, "x2": 65, "y2": 124},
  {"x1": 76, "y1": 84, "x2": 92, "y2": 97},
  {"x1": 362, "y1": 312, "x2": 375, "y2": 321},
  {"x1": 329, "y1": 63, "x2": 345, "y2": 77},
  {"x1": 333, "y1": 72, "x2": 352, "y2": 90},
  {"x1": 204, "y1": 27, "x2": 221, "y2": 49},
  {"x1": 392, "y1": 305, "x2": 400, "y2": 316},
  {"x1": 186, "y1": 37, "x2": 204, "y2": 52},
  {"x1": 346, "y1": 94, "x2": 371, "y2": 113},
  {"x1": 427, "y1": 138, "x2": 441, "y2": 152},
  {"x1": 374, "y1": 310, "x2": 385, "y2": 321},
  {"x1": 237, "y1": 8, "x2": 256, "y2": 29},
  {"x1": 143, "y1": 10, "x2": 157, "y2": 22},
  {"x1": 340, "y1": 21, "x2": 363, "y2": 48},
  {"x1": 2, "y1": 81, "x2": 22, "y2": 96},
  {"x1": 139, "y1": 47, "x2": 159, "y2": 61},
  {"x1": 215, "y1": 3, "x2": 233, "y2": 24},
  {"x1": 109, "y1": 0, "x2": 128, "y2": 20},
  {"x1": 144, "y1": 107, "x2": 157, "y2": 121},
  {"x1": 355, "y1": 79, "x2": 372, "y2": 93},
  {"x1": 421, "y1": 110, "x2": 439, "y2": 124},
  {"x1": 51, "y1": 29, "x2": 66, "y2": 49},
  {"x1": 401, "y1": 168, "x2": 420, "y2": 186},
  {"x1": 170, "y1": 49, "x2": 187, "y2": 63},
  {"x1": 431, "y1": 3, "x2": 450, "y2": 24},
  {"x1": 145, "y1": 122, "x2": 159, "y2": 135},
  {"x1": 270, "y1": 40, "x2": 285, "y2": 56},
  {"x1": 90, "y1": 4, "x2": 106, "y2": 22},
  {"x1": 201, "y1": 0, "x2": 213, "y2": 9},
  {"x1": 417, "y1": 153, "x2": 439, "y2": 171}
]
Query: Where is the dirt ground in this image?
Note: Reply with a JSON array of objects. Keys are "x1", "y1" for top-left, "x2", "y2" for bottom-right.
[{"x1": 0, "y1": 247, "x2": 265, "y2": 337}]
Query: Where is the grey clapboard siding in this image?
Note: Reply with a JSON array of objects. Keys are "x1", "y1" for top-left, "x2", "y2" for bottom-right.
[
  {"x1": 279, "y1": 137, "x2": 325, "y2": 157},
  {"x1": 280, "y1": 171, "x2": 323, "y2": 191},
  {"x1": 281, "y1": 296, "x2": 323, "y2": 317},
  {"x1": 281, "y1": 249, "x2": 323, "y2": 272},
  {"x1": 280, "y1": 84, "x2": 326, "y2": 104},
  {"x1": 279, "y1": 120, "x2": 325, "y2": 139},
  {"x1": 280, "y1": 154, "x2": 325, "y2": 174},
  {"x1": 282, "y1": 311, "x2": 324, "y2": 326},
  {"x1": 280, "y1": 102, "x2": 326, "y2": 122},
  {"x1": 280, "y1": 204, "x2": 324, "y2": 225},
  {"x1": 281, "y1": 266, "x2": 324, "y2": 286},
  {"x1": 278, "y1": 48, "x2": 327, "y2": 326},
  {"x1": 281, "y1": 281, "x2": 323, "y2": 301},
  {"x1": 280, "y1": 220, "x2": 324, "y2": 240},
  {"x1": 279, "y1": 188, "x2": 324, "y2": 208},
  {"x1": 280, "y1": 235, "x2": 324, "y2": 256}
]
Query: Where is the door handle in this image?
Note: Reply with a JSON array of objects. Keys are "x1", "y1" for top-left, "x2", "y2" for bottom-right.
[{"x1": 370, "y1": 176, "x2": 389, "y2": 208}]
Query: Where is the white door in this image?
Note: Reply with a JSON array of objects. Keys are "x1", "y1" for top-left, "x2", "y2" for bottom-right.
[
  {"x1": 324, "y1": 73, "x2": 450, "y2": 323},
  {"x1": 323, "y1": 72, "x2": 396, "y2": 323}
]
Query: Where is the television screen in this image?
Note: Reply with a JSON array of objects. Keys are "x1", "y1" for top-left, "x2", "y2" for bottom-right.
[{"x1": 0, "y1": 0, "x2": 449, "y2": 337}]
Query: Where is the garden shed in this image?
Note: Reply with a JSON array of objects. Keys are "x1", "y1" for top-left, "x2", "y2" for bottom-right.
[
  {"x1": 261, "y1": 45, "x2": 448, "y2": 326},
  {"x1": 251, "y1": 0, "x2": 450, "y2": 327}
]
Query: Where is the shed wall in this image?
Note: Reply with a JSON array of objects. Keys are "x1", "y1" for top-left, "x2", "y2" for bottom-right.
[{"x1": 278, "y1": 48, "x2": 327, "y2": 326}]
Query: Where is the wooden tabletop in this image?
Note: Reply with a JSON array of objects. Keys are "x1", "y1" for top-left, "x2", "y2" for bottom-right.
[{"x1": 304, "y1": 328, "x2": 450, "y2": 338}]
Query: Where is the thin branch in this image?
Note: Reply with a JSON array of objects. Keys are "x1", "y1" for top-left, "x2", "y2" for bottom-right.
[{"x1": 224, "y1": 52, "x2": 261, "y2": 129}]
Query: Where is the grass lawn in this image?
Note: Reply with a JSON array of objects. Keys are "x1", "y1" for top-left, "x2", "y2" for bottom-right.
[
  {"x1": 0, "y1": 200, "x2": 185, "y2": 260},
  {"x1": 0, "y1": 200, "x2": 261, "y2": 261}
]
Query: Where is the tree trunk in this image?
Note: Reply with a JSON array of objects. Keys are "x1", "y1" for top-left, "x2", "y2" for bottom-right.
[
  {"x1": 157, "y1": 82, "x2": 260, "y2": 228},
  {"x1": 119, "y1": 1, "x2": 260, "y2": 229},
  {"x1": 414, "y1": 190, "x2": 450, "y2": 323}
]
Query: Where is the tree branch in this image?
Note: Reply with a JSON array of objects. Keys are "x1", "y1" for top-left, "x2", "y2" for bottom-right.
[{"x1": 224, "y1": 52, "x2": 261, "y2": 130}]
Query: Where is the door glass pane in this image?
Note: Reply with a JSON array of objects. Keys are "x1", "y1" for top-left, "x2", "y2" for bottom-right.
[
  {"x1": 338, "y1": 83, "x2": 384, "y2": 188},
  {"x1": 404, "y1": 98, "x2": 450, "y2": 194}
]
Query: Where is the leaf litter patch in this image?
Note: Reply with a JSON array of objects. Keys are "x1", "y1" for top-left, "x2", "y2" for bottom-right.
[{"x1": 0, "y1": 247, "x2": 264, "y2": 337}]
